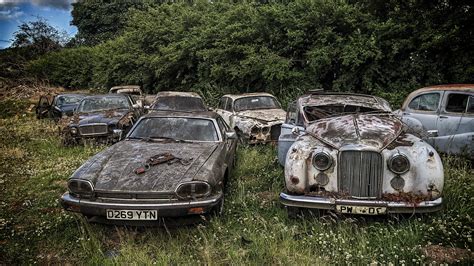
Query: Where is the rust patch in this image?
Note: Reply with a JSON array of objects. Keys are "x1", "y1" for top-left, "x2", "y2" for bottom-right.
[
  {"x1": 305, "y1": 190, "x2": 351, "y2": 199},
  {"x1": 382, "y1": 192, "x2": 431, "y2": 204},
  {"x1": 386, "y1": 133, "x2": 414, "y2": 150}
]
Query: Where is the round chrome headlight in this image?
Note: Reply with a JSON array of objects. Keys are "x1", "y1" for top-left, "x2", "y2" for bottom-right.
[
  {"x1": 388, "y1": 154, "x2": 410, "y2": 174},
  {"x1": 70, "y1": 127, "x2": 77, "y2": 135},
  {"x1": 175, "y1": 181, "x2": 211, "y2": 200},
  {"x1": 68, "y1": 179, "x2": 93, "y2": 198},
  {"x1": 312, "y1": 152, "x2": 333, "y2": 171}
]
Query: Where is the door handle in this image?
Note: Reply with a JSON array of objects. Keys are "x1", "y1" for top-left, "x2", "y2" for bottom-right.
[{"x1": 439, "y1": 115, "x2": 448, "y2": 119}]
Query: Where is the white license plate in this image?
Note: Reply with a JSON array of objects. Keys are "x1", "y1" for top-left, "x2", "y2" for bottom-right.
[
  {"x1": 336, "y1": 205, "x2": 387, "y2": 215},
  {"x1": 106, "y1": 209, "x2": 158, "y2": 220}
]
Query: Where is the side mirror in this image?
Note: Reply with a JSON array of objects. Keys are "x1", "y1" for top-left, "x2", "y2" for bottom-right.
[
  {"x1": 225, "y1": 132, "x2": 237, "y2": 140},
  {"x1": 426, "y1": 130, "x2": 438, "y2": 138},
  {"x1": 144, "y1": 105, "x2": 150, "y2": 110},
  {"x1": 291, "y1": 127, "x2": 300, "y2": 136},
  {"x1": 132, "y1": 103, "x2": 140, "y2": 109},
  {"x1": 113, "y1": 129, "x2": 123, "y2": 140}
]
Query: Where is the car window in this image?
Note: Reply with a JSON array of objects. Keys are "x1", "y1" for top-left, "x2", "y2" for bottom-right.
[
  {"x1": 151, "y1": 96, "x2": 206, "y2": 111},
  {"x1": 224, "y1": 98, "x2": 233, "y2": 111},
  {"x1": 234, "y1": 96, "x2": 281, "y2": 112},
  {"x1": 286, "y1": 102, "x2": 297, "y2": 125},
  {"x1": 54, "y1": 95, "x2": 84, "y2": 106},
  {"x1": 445, "y1": 93, "x2": 470, "y2": 113},
  {"x1": 216, "y1": 117, "x2": 229, "y2": 133},
  {"x1": 77, "y1": 96, "x2": 131, "y2": 113},
  {"x1": 468, "y1": 96, "x2": 474, "y2": 114},
  {"x1": 219, "y1": 97, "x2": 227, "y2": 110},
  {"x1": 408, "y1": 93, "x2": 440, "y2": 112},
  {"x1": 129, "y1": 117, "x2": 218, "y2": 142}
]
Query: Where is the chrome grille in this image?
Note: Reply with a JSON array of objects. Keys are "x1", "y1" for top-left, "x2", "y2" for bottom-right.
[
  {"x1": 78, "y1": 124, "x2": 108, "y2": 136},
  {"x1": 338, "y1": 151, "x2": 383, "y2": 199}
]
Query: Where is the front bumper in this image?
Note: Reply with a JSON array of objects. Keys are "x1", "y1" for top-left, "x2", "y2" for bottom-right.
[
  {"x1": 280, "y1": 193, "x2": 443, "y2": 214},
  {"x1": 61, "y1": 192, "x2": 223, "y2": 218}
]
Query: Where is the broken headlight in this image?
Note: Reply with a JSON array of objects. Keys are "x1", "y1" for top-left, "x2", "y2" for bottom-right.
[
  {"x1": 388, "y1": 154, "x2": 410, "y2": 174},
  {"x1": 175, "y1": 181, "x2": 211, "y2": 200},
  {"x1": 68, "y1": 179, "x2": 94, "y2": 198},
  {"x1": 312, "y1": 151, "x2": 333, "y2": 171},
  {"x1": 250, "y1": 126, "x2": 260, "y2": 134}
]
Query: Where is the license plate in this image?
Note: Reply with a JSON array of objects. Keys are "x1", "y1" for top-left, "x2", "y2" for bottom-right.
[
  {"x1": 336, "y1": 205, "x2": 387, "y2": 215},
  {"x1": 106, "y1": 209, "x2": 158, "y2": 220}
]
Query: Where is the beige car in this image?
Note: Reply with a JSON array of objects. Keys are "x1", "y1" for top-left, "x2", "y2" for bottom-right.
[{"x1": 215, "y1": 92, "x2": 286, "y2": 144}]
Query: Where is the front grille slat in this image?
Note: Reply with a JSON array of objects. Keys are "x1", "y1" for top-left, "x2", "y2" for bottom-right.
[
  {"x1": 79, "y1": 124, "x2": 108, "y2": 136},
  {"x1": 338, "y1": 151, "x2": 383, "y2": 199}
]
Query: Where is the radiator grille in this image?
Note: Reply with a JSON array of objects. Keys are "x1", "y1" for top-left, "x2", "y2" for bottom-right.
[
  {"x1": 338, "y1": 151, "x2": 383, "y2": 199},
  {"x1": 270, "y1": 124, "x2": 282, "y2": 141},
  {"x1": 79, "y1": 124, "x2": 108, "y2": 136}
]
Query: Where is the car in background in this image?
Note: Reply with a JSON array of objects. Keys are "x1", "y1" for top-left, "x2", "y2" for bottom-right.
[
  {"x1": 278, "y1": 91, "x2": 392, "y2": 165},
  {"x1": 396, "y1": 84, "x2": 473, "y2": 159},
  {"x1": 149, "y1": 91, "x2": 208, "y2": 112},
  {"x1": 215, "y1": 93, "x2": 286, "y2": 144},
  {"x1": 36, "y1": 94, "x2": 85, "y2": 121},
  {"x1": 60, "y1": 111, "x2": 237, "y2": 224},
  {"x1": 279, "y1": 92, "x2": 444, "y2": 216},
  {"x1": 109, "y1": 85, "x2": 154, "y2": 107},
  {"x1": 60, "y1": 94, "x2": 142, "y2": 145}
]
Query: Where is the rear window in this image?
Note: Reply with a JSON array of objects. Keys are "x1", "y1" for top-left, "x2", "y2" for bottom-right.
[
  {"x1": 445, "y1": 93, "x2": 470, "y2": 113},
  {"x1": 151, "y1": 97, "x2": 206, "y2": 111}
]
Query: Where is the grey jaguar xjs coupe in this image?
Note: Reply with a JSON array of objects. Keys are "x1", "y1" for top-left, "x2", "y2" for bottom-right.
[{"x1": 61, "y1": 111, "x2": 237, "y2": 224}]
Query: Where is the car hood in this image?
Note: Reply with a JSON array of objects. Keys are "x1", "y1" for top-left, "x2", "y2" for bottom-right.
[
  {"x1": 306, "y1": 113, "x2": 403, "y2": 150},
  {"x1": 236, "y1": 109, "x2": 286, "y2": 123},
  {"x1": 76, "y1": 140, "x2": 218, "y2": 192},
  {"x1": 74, "y1": 109, "x2": 129, "y2": 125}
]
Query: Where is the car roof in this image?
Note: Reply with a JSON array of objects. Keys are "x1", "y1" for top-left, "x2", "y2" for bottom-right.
[
  {"x1": 142, "y1": 110, "x2": 220, "y2": 119},
  {"x1": 110, "y1": 85, "x2": 140, "y2": 91},
  {"x1": 296, "y1": 91, "x2": 391, "y2": 111},
  {"x1": 222, "y1": 92, "x2": 277, "y2": 100},
  {"x1": 410, "y1": 84, "x2": 474, "y2": 93},
  {"x1": 155, "y1": 91, "x2": 202, "y2": 98},
  {"x1": 56, "y1": 93, "x2": 86, "y2": 97},
  {"x1": 84, "y1": 94, "x2": 130, "y2": 99}
]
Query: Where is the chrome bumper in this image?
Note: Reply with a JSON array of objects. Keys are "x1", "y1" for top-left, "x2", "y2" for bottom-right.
[
  {"x1": 61, "y1": 192, "x2": 223, "y2": 218},
  {"x1": 280, "y1": 193, "x2": 443, "y2": 214}
]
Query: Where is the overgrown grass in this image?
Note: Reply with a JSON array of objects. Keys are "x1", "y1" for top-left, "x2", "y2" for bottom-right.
[{"x1": 0, "y1": 100, "x2": 472, "y2": 264}]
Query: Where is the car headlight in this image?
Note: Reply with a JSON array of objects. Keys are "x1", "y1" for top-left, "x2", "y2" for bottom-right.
[
  {"x1": 68, "y1": 179, "x2": 94, "y2": 198},
  {"x1": 175, "y1": 181, "x2": 211, "y2": 200},
  {"x1": 312, "y1": 151, "x2": 333, "y2": 171},
  {"x1": 261, "y1": 126, "x2": 270, "y2": 134},
  {"x1": 388, "y1": 154, "x2": 410, "y2": 174},
  {"x1": 250, "y1": 126, "x2": 260, "y2": 134},
  {"x1": 70, "y1": 127, "x2": 77, "y2": 135}
]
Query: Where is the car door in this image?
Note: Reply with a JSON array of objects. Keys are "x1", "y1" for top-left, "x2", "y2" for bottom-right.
[
  {"x1": 278, "y1": 101, "x2": 304, "y2": 166},
  {"x1": 217, "y1": 117, "x2": 237, "y2": 167},
  {"x1": 36, "y1": 96, "x2": 51, "y2": 119},
  {"x1": 216, "y1": 97, "x2": 233, "y2": 127},
  {"x1": 402, "y1": 91, "x2": 443, "y2": 133},
  {"x1": 435, "y1": 92, "x2": 474, "y2": 155}
]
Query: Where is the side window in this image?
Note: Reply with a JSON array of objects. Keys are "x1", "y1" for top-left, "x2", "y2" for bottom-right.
[
  {"x1": 217, "y1": 117, "x2": 230, "y2": 133},
  {"x1": 225, "y1": 98, "x2": 233, "y2": 112},
  {"x1": 467, "y1": 96, "x2": 474, "y2": 114},
  {"x1": 445, "y1": 93, "x2": 470, "y2": 113},
  {"x1": 286, "y1": 102, "x2": 297, "y2": 125},
  {"x1": 408, "y1": 93, "x2": 440, "y2": 112},
  {"x1": 219, "y1": 97, "x2": 227, "y2": 110}
]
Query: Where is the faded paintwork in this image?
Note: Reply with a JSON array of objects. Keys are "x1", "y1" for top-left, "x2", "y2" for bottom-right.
[
  {"x1": 280, "y1": 92, "x2": 444, "y2": 215},
  {"x1": 60, "y1": 111, "x2": 237, "y2": 221},
  {"x1": 397, "y1": 84, "x2": 474, "y2": 159},
  {"x1": 216, "y1": 93, "x2": 286, "y2": 144}
]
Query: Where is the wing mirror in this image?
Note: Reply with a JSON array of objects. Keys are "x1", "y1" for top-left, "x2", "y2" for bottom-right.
[
  {"x1": 291, "y1": 127, "x2": 301, "y2": 136},
  {"x1": 426, "y1": 130, "x2": 438, "y2": 138},
  {"x1": 132, "y1": 103, "x2": 140, "y2": 109},
  {"x1": 225, "y1": 132, "x2": 237, "y2": 139}
]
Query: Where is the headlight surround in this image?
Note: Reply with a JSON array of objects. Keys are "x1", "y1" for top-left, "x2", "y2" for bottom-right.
[
  {"x1": 175, "y1": 181, "x2": 211, "y2": 200},
  {"x1": 68, "y1": 179, "x2": 94, "y2": 198},
  {"x1": 388, "y1": 154, "x2": 410, "y2": 174},
  {"x1": 312, "y1": 151, "x2": 333, "y2": 171}
]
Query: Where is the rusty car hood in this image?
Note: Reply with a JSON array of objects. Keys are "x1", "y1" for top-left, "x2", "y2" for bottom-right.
[
  {"x1": 73, "y1": 109, "x2": 130, "y2": 125},
  {"x1": 236, "y1": 109, "x2": 286, "y2": 123},
  {"x1": 306, "y1": 113, "x2": 403, "y2": 150},
  {"x1": 78, "y1": 140, "x2": 218, "y2": 192}
]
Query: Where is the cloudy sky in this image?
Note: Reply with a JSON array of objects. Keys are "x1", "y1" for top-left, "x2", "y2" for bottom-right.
[{"x1": 0, "y1": 0, "x2": 77, "y2": 48}]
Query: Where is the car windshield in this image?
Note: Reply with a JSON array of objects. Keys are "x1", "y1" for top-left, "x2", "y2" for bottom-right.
[
  {"x1": 151, "y1": 97, "x2": 206, "y2": 111},
  {"x1": 55, "y1": 95, "x2": 84, "y2": 106},
  {"x1": 234, "y1": 96, "x2": 280, "y2": 111},
  {"x1": 77, "y1": 96, "x2": 130, "y2": 113},
  {"x1": 128, "y1": 117, "x2": 218, "y2": 142},
  {"x1": 304, "y1": 105, "x2": 388, "y2": 122}
]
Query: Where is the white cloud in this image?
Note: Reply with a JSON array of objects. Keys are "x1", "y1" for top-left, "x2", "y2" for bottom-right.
[
  {"x1": 0, "y1": 5, "x2": 24, "y2": 20},
  {"x1": 0, "y1": 0, "x2": 78, "y2": 10}
]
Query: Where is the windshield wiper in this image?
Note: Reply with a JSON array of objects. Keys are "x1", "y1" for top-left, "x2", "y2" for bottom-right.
[{"x1": 148, "y1": 136, "x2": 191, "y2": 143}]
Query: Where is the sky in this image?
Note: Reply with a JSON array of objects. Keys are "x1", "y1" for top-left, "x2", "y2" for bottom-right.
[{"x1": 0, "y1": 0, "x2": 77, "y2": 49}]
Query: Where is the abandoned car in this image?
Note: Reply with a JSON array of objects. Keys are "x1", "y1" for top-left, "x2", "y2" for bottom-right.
[
  {"x1": 61, "y1": 111, "x2": 237, "y2": 223},
  {"x1": 36, "y1": 93, "x2": 85, "y2": 121},
  {"x1": 109, "y1": 85, "x2": 154, "y2": 106},
  {"x1": 279, "y1": 92, "x2": 444, "y2": 215},
  {"x1": 216, "y1": 93, "x2": 286, "y2": 144},
  {"x1": 149, "y1": 91, "x2": 208, "y2": 112},
  {"x1": 396, "y1": 84, "x2": 473, "y2": 159},
  {"x1": 61, "y1": 94, "x2": 142, "y2": 144}
]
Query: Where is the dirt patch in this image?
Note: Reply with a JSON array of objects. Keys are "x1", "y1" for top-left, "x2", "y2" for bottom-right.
[
  {"x1": 0, "y1": 84, "x2": 65, "y2": 101},
  {"x1": 421, "y1": 245, "x2": 473, "y2": 264}
]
